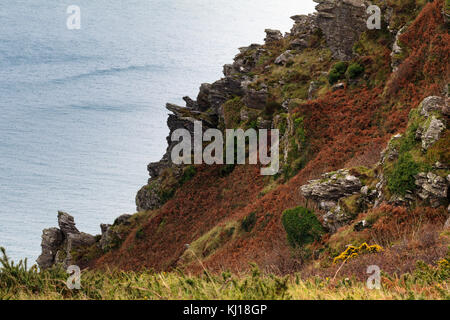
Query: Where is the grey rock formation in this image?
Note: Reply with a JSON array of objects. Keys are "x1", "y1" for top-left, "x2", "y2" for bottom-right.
[
  {"x1": 419, "y1": 96, "x2": 446, "y2": 117},
  {"x1": 323, "y1": 204, "x2": 354, "y2": 233},
  {"x1": 67, "y1": 233, "x2": 96, "y2": 251},
  {"x1": 415, "y1": 172, "x2": 449, "y2": 208},
  {"x1": 58, "y1": 211, "x2": 79, "y2": 236},
  {"x1": 421, "y1": 116, "x2": 446, "y2": 151},
  {"x1": 314, "y1": 0, "x2": 368, "y2": 60},
  {"x1": 224, "y1": 44, "x2": 265, "y2": 77},
  {"x1": 301, "y1": 170, "x2": 362, "y2": 210},
  {"x1": 391, "y1": 26, "x2": 406, "y2": 72},
  {"x1": 264, "y1": 29, "x2": 283, "y2": 43},
  {"x1": 243, "y1": 88, "x2": 268, "y2": 110},
  {"x1": 274, "y1": 51, "x2": 294, "y2": 65},
  {"x1": 197, "y1": 77, "x2": 244, "y2": 116},
  {"x1": 36, "y1": 228, "x2": 63, "y2": 269},
  {"x1": 290, "y1": 14, "x2": 318, "y2": 37},
  {"x1": 37, "y1": 212, "x2": 97, "y2": 270}
]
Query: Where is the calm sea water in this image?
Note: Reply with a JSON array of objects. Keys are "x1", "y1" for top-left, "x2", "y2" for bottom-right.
[{"x1": 0, "y1": 0, "x2": 315, "y2": 263}]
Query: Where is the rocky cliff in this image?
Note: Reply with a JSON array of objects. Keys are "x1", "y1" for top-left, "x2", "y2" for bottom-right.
[{"x1": 37, "y1": 0, "x2": 449, "y2": 275}]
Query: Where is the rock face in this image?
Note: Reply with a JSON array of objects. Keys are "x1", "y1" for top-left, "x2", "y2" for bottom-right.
[
  {"x1": 300, "y1": 169, "x2": 362, "y2": 211},
  {"x1": 314, "y1": 0, "x2": 368, "y2": 60},
  {"x1": 58, "y1": 211, "x2": 79, "y2": 236},
  {"x1": 264, "y1": 29, "x2": 283, "y2": 43},
  {"x1": 415, "y1": 172, "x2": 449, "y2": 208},
  {"x1": 36, "y1": 228, "x2": 63, "y2": 269},
  {"x1": 391, "y1": 26, "x2": 406, "y2": 72},
  {"x1": 420, "y1": 116, "x2": 446, "y2": 151},
  {"x1": 420, "y1": 96, "x2": 447, "y2": 117},
  {"x1": 37, "y1": 212, "x2": 96, "y2": 270}
]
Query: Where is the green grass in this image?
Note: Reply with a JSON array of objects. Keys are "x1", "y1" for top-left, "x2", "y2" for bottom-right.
[{"x1": 1, "y1": 247, "x2": 448, "y2": 300}]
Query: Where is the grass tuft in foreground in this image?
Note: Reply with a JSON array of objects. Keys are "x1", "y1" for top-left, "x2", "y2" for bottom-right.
[{"x1": 1, "y1": 248, "x2": 448, "y2": 300}]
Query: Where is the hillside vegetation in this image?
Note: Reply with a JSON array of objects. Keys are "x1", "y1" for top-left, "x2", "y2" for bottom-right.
[{"x1": 3, "y1": 0, "x2": 449, "y2": 300}]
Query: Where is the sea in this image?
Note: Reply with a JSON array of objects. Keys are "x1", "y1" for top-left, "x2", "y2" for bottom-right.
[{"x1": 0, "y1": 0, "x2": 315, "y2": 263}]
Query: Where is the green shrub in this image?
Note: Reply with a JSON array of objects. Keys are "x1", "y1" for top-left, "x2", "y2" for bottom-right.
[
  {"x1": 333, "y1": 61, "x2": 348, "y2": 74},
  {"x1": 219, "y1": 164, "x2": 235, "y2": 177},
  {"x1": 328, "y1": 70, "x2": 341, "y2": 85},
  {"x1": 282, "y1": 207, "x2": 324, "y2": 248},
  {"x1": 135, "y1": 227, "x2": 145, "y2": 240},
  {"x1": 328, "y1": 62, "x2": 348, "y2": 84},
  {"x1": 346, "y1": 63, "x2": 364, "y2": 79},
  {"x1": 241, "y1": 212, "x2": 257, "y2": 232},
  {"x1": 387, "y1": 153, "x2": 420, "y2": 196},
  {"x1": 264, "y1": 101, "x2": 282, "y2": 117},
  {"x1": 180, "y1": 165, "x2": 196, "y2": 185}
]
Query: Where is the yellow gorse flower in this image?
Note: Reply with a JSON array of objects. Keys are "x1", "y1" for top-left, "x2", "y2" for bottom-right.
[{"x1": 333, "y1": 243, "x2": 383, "y2": 264}]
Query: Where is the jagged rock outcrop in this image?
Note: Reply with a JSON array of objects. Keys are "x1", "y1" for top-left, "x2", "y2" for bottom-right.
[
  {"x1": 419, "y1": 116, "x2": 446, "y2": 151},
  {"x1": 314, "y1": 0, "x2": 368, "y2": 60},
  {"x1": 37, "y1": 212, "x2": 96, "y2": 269},
  {"x1": 58, "y1": 211, "x2": 79, "y2": 236},
  {"x1": 301, "y1": 170, "x2": 362, "y2": 210},
  {"x1": 420, "y1": 96, "x2": 447, "y2": 117},
  {"x1": 197, "y1": 77, "x2": 244, "y2": 116},
  {"x1": 391, "y1": 26, "x2": 406, "y2": 72},
  {"x1": 415, "y1": 172, "x2": 449, "y2": 208},
  {"x1": 36, "y1": 228, "x2": 63, "y2": 269},
  {"x1": 301, "y1": 169, "x2": 365, "y2": 232},
  {"x1": 264, "y1": 29, "x2": 283, "y2": 43},
  {"x1": 223, "y1": 44, "x2": 265, "y2": 77},
  {"x1": 242, "y1": 88, "x2": 268, "y2": 110}
]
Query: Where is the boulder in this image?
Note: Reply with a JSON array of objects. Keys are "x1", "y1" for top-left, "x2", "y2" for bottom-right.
[{"x1": 274, "y1": 51, "x2": 294, "y2": 65}]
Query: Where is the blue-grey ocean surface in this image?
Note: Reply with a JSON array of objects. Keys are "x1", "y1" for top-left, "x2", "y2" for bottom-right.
[{"x1": 0, "y1": 1, "x2": 315, "y2": 263}]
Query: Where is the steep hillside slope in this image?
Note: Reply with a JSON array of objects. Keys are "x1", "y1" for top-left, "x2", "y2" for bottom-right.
[{"x1": 37, "y1": 0, "x2": 449, "y2": 278}]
